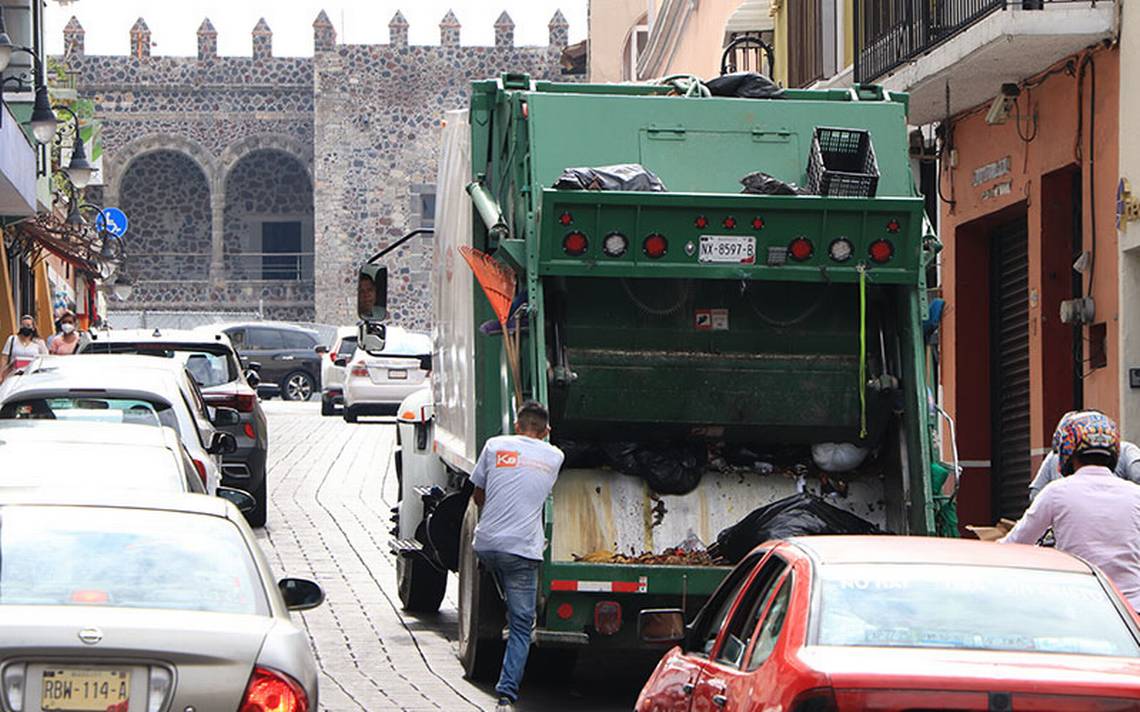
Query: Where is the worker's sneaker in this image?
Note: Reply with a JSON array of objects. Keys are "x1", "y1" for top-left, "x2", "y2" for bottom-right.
[{"x1": 494, "y1": 697, "x2": 515, "y2": 712}]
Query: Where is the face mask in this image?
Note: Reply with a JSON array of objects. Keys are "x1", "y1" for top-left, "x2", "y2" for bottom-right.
[
  {"x1": 61, "y1": 323, "x2": 75, "y2": 334},
  {"x1": 18, "y1": 327, "x2": 33, "y2": 337}
]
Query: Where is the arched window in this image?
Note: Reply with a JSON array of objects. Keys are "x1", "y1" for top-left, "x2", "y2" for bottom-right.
[{"x1": 621, "y1": 14, "x2": 650, "y2": 81}]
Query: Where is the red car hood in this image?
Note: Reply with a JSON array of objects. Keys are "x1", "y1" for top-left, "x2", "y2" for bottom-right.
[{"x1": 799, "y1": 646, "x2": 1140, "y2": 696}]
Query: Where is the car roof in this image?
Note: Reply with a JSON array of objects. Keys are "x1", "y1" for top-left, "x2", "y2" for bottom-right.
[
  {"x1": 0, "y1": 489, "x2": 232, "y2": 517},
  {"x1": 5, "y1": 356, "x2": 186, "y2": 401},
  {"x1": 87, "y1": 328, "x2": 234, "y2": 349},
  {"x1": 0, "y1": 419, "x2": 182, "y2": 448},
  {"x1": 788, "y1": 535, "x2": 1092, "y2": 574},
  {"x1": 207, "y1": 321, "x2": 318, "y2": 335}
]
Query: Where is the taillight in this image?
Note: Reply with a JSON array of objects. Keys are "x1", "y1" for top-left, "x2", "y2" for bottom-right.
[
  {"x1": 886, "y1": 218, "x2": 900, "y2": 234},
  {"x1": 329, "y1": 351, "x2": 337, "y2": 363},
  {"x1": 722, "y1": 216, "x2": 737, "y2": 230},
  {"x1": 243, "y1": 423, "x2": 256, "y2": 439},
  {"x1": 694, "y1": 215, "x2": 709, "y2": 229},
  {"x1": 643, "y1": 233, "x2": 668, "y2": 258},
  {"x1": 192, "y1": 459, "x2": 208, "y2": 488},
  {"x1": 204, "y1": 391, "x2": 256, "y2": 413},
  {"x1": 558, "y1": 211, "x2": 573, "y2": 226},
  {"x1": 828, "y1": 237, "x2": 854, "y2": 262},
  {"x1": 562, "y1": 231, "x2": 588, "y2": 256},
  {"x1": 791, "y1": 687, "x2": 838, "y2": 712},
  {"x1": 869, "y1": 239, "x2": 894, "y2": 264},
  {"x1": 789, "y1": 237, "x2": 814, "y2": 261},
  {"x1": 751, "y1": 216, "x2": 765, "y2": 230},
  {"x1": 350, "y1": 363, "x2": 369, "y2": 377},
  {"x1": 602, "y1": 232, "x2": 628, "y2": 257},
  {"x1": 594, "y1": 601, "x2": 622, "y2": 636},
  {"x1": 556, "y1": 602, "x2": 574, "y2": 620},
  {"x1": 240, "y1": 666, "x2": 309, "y2": 712}
]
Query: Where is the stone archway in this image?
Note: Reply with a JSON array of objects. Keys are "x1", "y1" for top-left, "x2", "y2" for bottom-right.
[
  {"x1": 222, "y1": 148, "x2": 314, "y2": 287},
  {"x1": 118, "y1": 150, "x2": 213, "y2": 288},
  {"x1": 104, "y1": 134, "x2": 216, "y2": 209}
]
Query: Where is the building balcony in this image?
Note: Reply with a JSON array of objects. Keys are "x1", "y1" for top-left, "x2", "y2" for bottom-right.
[
  {"x1": 855, "y1": 0, "x2": 1115, "y2": 125},
  {"x1": 0, "y1": 100, "x2": 37, "y2": 217}
]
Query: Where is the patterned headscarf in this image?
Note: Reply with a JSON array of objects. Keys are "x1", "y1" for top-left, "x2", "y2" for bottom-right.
[{"x1": 1052, "y1": 410, "x2": 1120, "y2": 475}]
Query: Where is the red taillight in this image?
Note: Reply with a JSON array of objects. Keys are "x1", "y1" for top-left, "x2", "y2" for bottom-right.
[
  {"x1": 204, "y1": 391, "x2": 257, "y2": 413},
  {"x1": 556, "y1": 602, "x2": 574, "y2": 620},
  {"x1": 558, "y1": 211, "x2": 573, "y2": 226},
  {"x1": 790, "y1": 687, "x2": 838, "y2": 712},
  {"x1": 789, "y1": 237, "x2": 814, "y2": 261},
  {"x1": 751, "y1": 216, "x2": 765, "y2": 230},
  {"x1": 722, "y1": 216, "x2": 737, "y2": 230},
  {"x1": 562, "y1": 231, "x2": 588, "y2": 256},
  {"x1": 886, "y1": 218, "x2": 900, "y2": 234},
  {"x1": 329, "y1": 351, "x2": 337, "y2": 363},
  {"x1": 869, "y1": 239, "x2": 894, "y2": 264},
  {"x1": 71, "y1": 589, "x2": 109, "y2": 604},
  {"x1": 240, "y1": 666, "x2": 309, "y2": 712},
  {"x1": 694, "y1": 215, "x2": 709, "y2": 229},
  {"x1": 642, "y1": 233, "x2": 668, "y2": 258},
  {"x1": 350, "y1": 363, "x2": 369, "y2": 377},
  {"x1": 594, "y1": 601, "x2": 622, "y2": 636},
  {"x1": 243, "y1": 423, "x2": 256, "y2": 439},
  {"x1": 192, "y1": 459, "x2": 208, "y2": 488}
]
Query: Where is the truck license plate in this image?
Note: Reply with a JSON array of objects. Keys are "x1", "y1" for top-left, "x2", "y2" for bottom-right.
[
  {"x1": 42, "y1": 668, "x2": 130, "y2": 711},
  {"x1": 699, "y1": 235, "x2": 755, "y2": 264}
]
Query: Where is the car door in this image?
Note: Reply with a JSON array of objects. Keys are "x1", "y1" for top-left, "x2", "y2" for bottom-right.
[
  {"x1": 690, "y1": 553, "x2": 790, "y2": 712},
  {"x1": 244, "y1": 327, "x2": 287, "y2": 384},
  {"x1": 280, "y1": 329, "x2": 321, "y2": 383},
  {"x1": 639, "y1": 550, "x2": 768, "y2": 712}
]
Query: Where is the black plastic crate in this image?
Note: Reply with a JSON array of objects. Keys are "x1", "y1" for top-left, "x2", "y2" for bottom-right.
[{"x1": 806, "y1": 126, "x2": 879, "y2": 198}]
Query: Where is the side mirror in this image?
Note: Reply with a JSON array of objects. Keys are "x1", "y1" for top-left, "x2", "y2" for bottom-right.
[
  {"x1": 278, "y1": 577, "x2": 325, "y2": 611},
  {"x1": 247, "y1": 361, "x2": 262, "y2": 373},
  {"x1": 358, "y1": 264, "x2": 388, "y2": 321},
  {"x1": 245, "y1": 369, "x2": 261, "y2": 388},
  {"x1": 208, "y1": 431, "x2": 239, "y2": 455},
  {"x1": 418, "y1": 354, "x2": 432, "y2": 372},
  {"x1": 333, "y1": 357, "x2": 348, "y2": 368},
  {"x1": 210, "y1": 408, "x2": 241, "y2": 429},
  {"x1": 216, "y1": 486, "x2": 255, "y2": 513},
  {"x1": 357, "y1": 321, "x2": 386, "y2": 355},
  {"x1": 314, "y1": 345, "x2": 329, "y2": 355},
  {"x1": 639, "y1": 609, "x2": 685, "y2": 644}
]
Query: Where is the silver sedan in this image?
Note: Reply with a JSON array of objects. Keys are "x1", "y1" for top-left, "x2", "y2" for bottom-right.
[{"x1": 0, "y1": 490, "x2": 321, "y2": 711}]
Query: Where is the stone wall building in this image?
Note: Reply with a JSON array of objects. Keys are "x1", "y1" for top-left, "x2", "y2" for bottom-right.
[{"x1": 58, "y1": 10, "x2": 570, "y2": 325}]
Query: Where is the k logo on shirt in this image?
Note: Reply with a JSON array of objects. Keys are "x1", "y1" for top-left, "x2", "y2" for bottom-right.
[{"x1": 495, "y1": 451, "x2": 520, "y2": 468}]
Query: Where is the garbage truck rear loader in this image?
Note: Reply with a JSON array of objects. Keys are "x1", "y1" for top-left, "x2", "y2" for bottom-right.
[{"x1": 363, "y1": 75, "x2": 942, "y2": 678}]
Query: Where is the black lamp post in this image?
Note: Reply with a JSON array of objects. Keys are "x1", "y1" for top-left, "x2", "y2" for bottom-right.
[{"x1": 53, "y1": 104, "x2": 93, "y2": 188}]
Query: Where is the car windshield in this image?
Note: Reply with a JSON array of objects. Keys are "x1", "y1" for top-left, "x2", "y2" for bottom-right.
[
  {"x1": 0, "y1": 398, "x2": 178, "y2": 430},
  {"x1": 0, "y1": 443, "x2": 184, "y2": 491},
  {"x1": 0, "y1": 506, "x2": 266, "y2": 614},
  {"x1": 815, "y1": 563, "x2": 1140, "y2": 657},
  {"x1": 81, "y1": 344, "x2": 237, "y2": 388}
]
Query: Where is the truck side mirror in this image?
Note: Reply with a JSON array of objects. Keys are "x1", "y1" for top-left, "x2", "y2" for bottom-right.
[
  {"x1": 358, "y1": 264, "x2": 388, "y2": 321},
  {"x1": 357, "y1": 321, "x2": 387, "y2": 355}
]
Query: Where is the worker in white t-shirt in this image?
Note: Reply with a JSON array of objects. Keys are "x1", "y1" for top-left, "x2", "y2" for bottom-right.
[{"x1": 471, "y1": 400, "x2": 564, "y2": 712}]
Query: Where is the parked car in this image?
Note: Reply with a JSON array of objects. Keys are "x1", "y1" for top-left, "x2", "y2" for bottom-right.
[
  {"x1": 0, "y1": 355, "x2": 235, "y2": 496},
  {"x1": 214, "y1": 322, "x2": 322, "y2": 401},
  {"x1": 342, "y1": 327, "x2": 431, "y2": 423},
  {"x1": 0, "y1": 490, "x2": 321, "y2": 711},
  {"x1": 317, "y1": 326, "x2": 358, "y2": 416},
  {"x1": 82, "y1": 327, "x2": 270, "y2": 526},
  {"x1": 635, "y1": 536, "x2": 1140, "y2": 711}
]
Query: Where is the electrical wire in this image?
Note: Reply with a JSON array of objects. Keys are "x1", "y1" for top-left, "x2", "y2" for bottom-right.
[{"x1": 620, "y1": 278, "x2": 691, "y2": 316}]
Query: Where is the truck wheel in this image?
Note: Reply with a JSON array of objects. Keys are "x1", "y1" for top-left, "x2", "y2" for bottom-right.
[
  {"x1": 458, "y1": 499, "x2": 505, "y2": 681},
  {"x1": 343, "y1": 407, "x2": 358, "y2": 423},
  {"x1": 397, "y1": 554, "x2": 447, "y2": 613}
]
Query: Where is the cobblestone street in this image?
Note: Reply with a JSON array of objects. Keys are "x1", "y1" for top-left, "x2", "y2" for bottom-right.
[{"x1": 255, "y1": 401, "x2": 648, "y2": 712}]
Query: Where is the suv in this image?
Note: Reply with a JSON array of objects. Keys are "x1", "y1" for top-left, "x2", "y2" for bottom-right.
[
  {"x1": 81, "y1": 328, "x2": 270, "y2": 526},
  {"x1": 318, "y1": 326, "x2": 357, "y2": 416},
  {"x1": 217, "y1": 322, "x2": 322, "y2": 402}
]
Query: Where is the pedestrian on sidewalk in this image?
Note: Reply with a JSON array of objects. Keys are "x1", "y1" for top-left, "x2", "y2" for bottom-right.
[
  {"x1": 48, "y1": 311, "x2": 81, "y2": 355},
  {"x1": 470, "y1": 400, "x2": 564, "y2": 712},
  {"x1": 1, "y1": 315, "x2": 48, "y2": 381},
  {"x1": 1000, "y1": 411, "x2": 1140, "y2": 611}
]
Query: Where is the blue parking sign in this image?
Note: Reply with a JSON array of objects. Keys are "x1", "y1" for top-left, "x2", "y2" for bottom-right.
[{"x1": 95, "y1": 207, "x2": 129, "y2": 238}]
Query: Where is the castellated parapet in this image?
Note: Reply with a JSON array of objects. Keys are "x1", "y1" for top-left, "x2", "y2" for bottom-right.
[{"x1": 57, "y1": 10, "x2": 573, "y2": 325}]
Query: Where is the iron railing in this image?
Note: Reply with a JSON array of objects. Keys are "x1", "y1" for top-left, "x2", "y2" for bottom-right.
[{"x1": 854, "y1": 0, "x2": 1085, "y2": 84}]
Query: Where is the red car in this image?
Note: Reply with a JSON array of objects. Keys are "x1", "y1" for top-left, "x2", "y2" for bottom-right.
[{"x1": 635, "y1": 536, "x2": 1140, "y2": 711}]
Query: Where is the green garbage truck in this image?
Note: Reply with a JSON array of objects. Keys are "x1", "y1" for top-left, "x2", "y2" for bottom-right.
[{"x1": 358, "y1": 73, "x2": 943, "y2": 678}]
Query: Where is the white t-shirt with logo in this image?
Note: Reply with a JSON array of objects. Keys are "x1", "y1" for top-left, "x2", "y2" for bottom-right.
[{"x1": 471, "y1": 434, "x2": 564, "y2": 561}]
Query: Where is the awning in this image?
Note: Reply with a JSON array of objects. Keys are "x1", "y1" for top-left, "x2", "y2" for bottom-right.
[
  {"x1": 4, "y1": 214, "x2": 103, "y2": 276},
  {"x1": 725, "y1": 0, "x2": 774, "y2": 33}
]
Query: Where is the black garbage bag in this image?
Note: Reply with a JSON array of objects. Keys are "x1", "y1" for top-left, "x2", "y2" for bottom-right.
[
  {"x1": 741, "y1": 171, "x2": 807, "y2": 196},
  {"x1": 711, "y1": 493, "x2": 881, "y2": 564},
  {"x1": 602, "y1": 441, "x2": 641, "y2": 475},
  {"x1": 554, "y1": 164, "x2": 667, "y2": 192},
  {"x1": 635, "y1": 443, "x2": 707, "y2": 496},
  {"x1": 557, "y1": 440, "x2": 607, "y2": 469},
  {"x1": 705, "y1": 72, "x2": 784, "y2": 99}
]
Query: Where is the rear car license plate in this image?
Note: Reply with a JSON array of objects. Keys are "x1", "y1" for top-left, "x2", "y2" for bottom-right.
[
  {"x1": 699, "y1": 235, "x2": 755, "y2": 264},
  {"x1": 42, "y1": 668, "x2": 130, "y2": 711},
  {"x1": 388, "y1": 370, "x2": 408, "y2": 380}
]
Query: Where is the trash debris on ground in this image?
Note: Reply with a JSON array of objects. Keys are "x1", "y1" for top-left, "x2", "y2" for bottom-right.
[
  {"x1": 705, "y1": 72, "x2": 784, "y2": 99},
  {"x1": 709, "y1": 492, "x2": 882, "y2": 564},
  {"x1": 554, "y1": 163, "x2": 668, "y2": 192},
  {"x1": 572, "y1": 547, "x2": 717, "y2": 566},
  {"x1": 740, "y1": 171, "x2": 806, "y2": 196}
]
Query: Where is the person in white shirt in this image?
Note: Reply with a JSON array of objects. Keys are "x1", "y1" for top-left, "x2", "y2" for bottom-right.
[
  {"x1": 1028, "y1": 440, "x2": 1140, "y2": 501},
  {"x1": 1000, "y1": 411, "x2": 1140, "y2": 610},
  {"x1": 470, "y1": 401, "x2": 564, "y2": 712}
]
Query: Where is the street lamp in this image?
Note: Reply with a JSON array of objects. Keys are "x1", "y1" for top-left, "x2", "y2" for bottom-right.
[
  {"x1": 28, "y1": 85, "x2": 57, "y2": 144},
  {"x1": 54, "y1": 105, "x2": 93, "y2": 188},
  {"x1": 112, "y1": 274, "x2": 134, "y2": 301}
]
